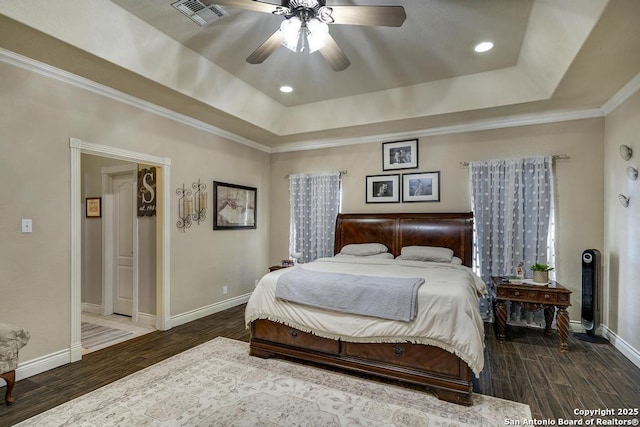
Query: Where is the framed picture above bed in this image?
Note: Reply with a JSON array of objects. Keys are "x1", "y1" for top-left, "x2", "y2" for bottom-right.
[
  {"x1": 382, "y1": 139, "x2": 418, "y2": 171},
  {"x1": 402, "y1": 171, "x2": 440, "y2": 203},
  {"x1": 213, "y1": 181, "x2": 257, "y2": 230},
  {"x1": 366, "y1": 174, "x2": 400, "y2": 203}
]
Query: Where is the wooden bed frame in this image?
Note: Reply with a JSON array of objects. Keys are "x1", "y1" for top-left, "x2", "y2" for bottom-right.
[{"x1": 249, "y1": 212, "x2": 477, "y2": 406}]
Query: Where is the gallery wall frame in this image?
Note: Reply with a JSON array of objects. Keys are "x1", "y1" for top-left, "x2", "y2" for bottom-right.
[
  {"x1": 382, "y1": 139, "x2": 418, "y2": 171},
  {"x1": 366, "y1": 174, "x2": 400, "y2": 203},
  {"x1": 213, "y1": 181, "x2": 257, "y2": 230},
  {"x1": 402, "y1": 171, "x2": 440, "y2": 203},
  {"x1": 85, "y1": 197, "x2": 102, "y2": 218}
]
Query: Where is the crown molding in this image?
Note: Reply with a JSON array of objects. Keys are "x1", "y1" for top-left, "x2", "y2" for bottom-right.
[
  {"x1": 0, "y1": 48, "x2": 271, "y2": 153},
  {"x1": 600, "y1": 72, "x2": 640, "y2": 115},
  {"x1": 271, "y1": 108, "x2": 605, "y2": 153},
  {"x1": 3, "y1": 47, "x2": 637, "y2": 155}
]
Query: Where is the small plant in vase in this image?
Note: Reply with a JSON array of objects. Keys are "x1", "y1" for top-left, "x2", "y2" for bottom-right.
[{"x1": 530, "y1": 263, "x2": 554, "y2": 283}]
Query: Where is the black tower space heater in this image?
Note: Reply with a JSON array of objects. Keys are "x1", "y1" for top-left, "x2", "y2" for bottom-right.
[{"x1": 574, "y1": 249, "x2": 608, "y2": 343}]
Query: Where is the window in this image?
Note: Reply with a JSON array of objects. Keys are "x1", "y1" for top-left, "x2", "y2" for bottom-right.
[
  {"x1": 470, "y1": 156, "x2": 555, "y2": 321},
  {"x1": 289, "y1": 172, "x2": 341, "y2": 263}
]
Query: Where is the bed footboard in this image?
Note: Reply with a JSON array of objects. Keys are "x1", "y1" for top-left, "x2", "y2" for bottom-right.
[{"x1": 250, "y1": 319, "x2": 473, "y2": 406}]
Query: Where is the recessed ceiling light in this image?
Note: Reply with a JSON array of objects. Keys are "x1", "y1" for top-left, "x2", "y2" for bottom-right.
[
  {"x1": 474, "y1": 41, "x2": 494, "y2": 53},
  {"x1": 280, "y1": 86, "x2": 293, "y2": 93}
]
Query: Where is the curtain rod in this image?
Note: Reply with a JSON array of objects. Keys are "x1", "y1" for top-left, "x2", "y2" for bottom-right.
[
  {"x1": 459, "y1": 154, "x2": 570, "y2": 167},
  {"x1": 284, "y1": 170, "x2": 348, "y2": 179}
]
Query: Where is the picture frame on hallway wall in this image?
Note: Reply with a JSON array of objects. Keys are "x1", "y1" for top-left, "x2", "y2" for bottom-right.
[
  {"x1": 85, "y1": 197, "x2": 102, "y2": 218},
  {"x1": 402, "y1": 171, "x2": 440, "y2": 203},
  {"x1": 382, "y1": 139, "x2": 418, "y2": 171},
  {"x1": 366, "y1": 174, "x2": 400, "y2": 203},
  {"x1": 213, "y1": 181, "x2": 257, "y2": 230}
]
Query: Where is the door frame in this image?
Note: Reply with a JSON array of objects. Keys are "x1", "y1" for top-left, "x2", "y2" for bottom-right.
[
  {"x1": 70, "y1": 137, "x2": 171, "y2": 362},
  {"x1": 102, "y1": 164, "x2": 138, "y2": 320}
]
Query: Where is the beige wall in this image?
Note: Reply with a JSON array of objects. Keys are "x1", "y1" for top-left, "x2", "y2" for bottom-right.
[
  {"x1": 0, "y1": 60, "x2": 270, "y2": 363},
  {"x1": 271, "y1": 119, "x2": 605, "y2": 323},
  {"x1": 604, "y1": 90, "x2": 640, "y2": 353},
  {"x1": 4, "y1": 51, "x2": 637, "y2": 373}
]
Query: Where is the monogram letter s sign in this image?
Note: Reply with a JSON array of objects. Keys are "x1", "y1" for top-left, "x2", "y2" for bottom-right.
[{"x1": 137, "y1": 167, "x2": 156, "y2": 217}]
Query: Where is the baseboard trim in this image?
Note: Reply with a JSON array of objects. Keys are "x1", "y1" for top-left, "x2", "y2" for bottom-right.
[
  {"x1": 82, "y1": 303, "x2": 102, "y2": 314},
  {"x1": 170, "y1": 293, "x2": 251, "y2": 328},
  {"x1": 14, "y1": 348, "x2": 70, "y2": 382},
  {"x1": 601, "y1": 325, "x2": 640, "y2": 369},
  {"x1": 137, "y1": 312, "x2": 157, "y2": 327},
  {"x1": 9, "y1": 297, "x2": 250, "y2": 383},
  {"x1": 81, "y1": 303, "x2": 157, "y2": 328}
]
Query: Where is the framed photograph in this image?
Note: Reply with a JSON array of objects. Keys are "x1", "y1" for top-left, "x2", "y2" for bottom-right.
[
  {"x1": 382, "y1": 139, "x2": 418, "y2": 171},
  {"x1": 213, "y1": 181, "x2": 257, "y2": 230},
  {"x1": 86, "y1": 197, "x2": 102, "y2": 218},
  {"x1": 402, "y1": 171, "x2": 440, "y2": 203},
  {"x1": 366, "y1": 174, "x2": 400, "y2": 203}
]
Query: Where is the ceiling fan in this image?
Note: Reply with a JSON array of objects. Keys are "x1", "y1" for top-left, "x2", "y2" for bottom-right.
[{"x1": 204, "y1": 0, "x2": 406, "y2": 71}]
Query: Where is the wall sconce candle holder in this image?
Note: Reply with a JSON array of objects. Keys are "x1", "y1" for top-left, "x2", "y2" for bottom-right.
[
  {"x1": 176, "y1": 184, "x2": 193, "y2": 231},
  {"x1": 192, "y1": 179, "x2": 208, "y2": 224},
  {"x1": 618, "y1": 194, "x2": 630, "y2": 208}
]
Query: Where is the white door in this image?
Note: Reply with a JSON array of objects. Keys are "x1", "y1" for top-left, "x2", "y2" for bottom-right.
[{"x1": 113, "y1": 173, "x2": 134, "y2": 316}]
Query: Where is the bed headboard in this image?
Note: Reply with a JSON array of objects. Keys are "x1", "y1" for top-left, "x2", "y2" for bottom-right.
[{"x1": 334, "y1": 212, "x2": 474, "y2": 267}]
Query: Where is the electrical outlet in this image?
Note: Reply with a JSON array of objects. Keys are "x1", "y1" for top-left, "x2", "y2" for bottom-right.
[{"x1": 223, "y1": 285, "x2": 228, "y2": 295}]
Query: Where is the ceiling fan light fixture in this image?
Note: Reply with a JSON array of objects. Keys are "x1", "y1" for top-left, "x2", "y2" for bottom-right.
[
  {"x1": 280, "y1": 16, "x2": 328, "y2": 54},
  {"x1": 474, "y1": 41, "x2": 494, "y2": 53},
  {"x1": 281, "y1": 17, "x2": 303, "y2": 52},
  {"x1": 318, "y1": 6, "x2": 334, "y2": 24},
  {"x1": 305, "y1": 18, "x2": 329, "y2": 53}
]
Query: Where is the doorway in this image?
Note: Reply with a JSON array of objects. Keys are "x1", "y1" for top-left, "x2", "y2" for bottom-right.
[{"x1": 71, "y1": 138, "x2": 171, "y2": 362}]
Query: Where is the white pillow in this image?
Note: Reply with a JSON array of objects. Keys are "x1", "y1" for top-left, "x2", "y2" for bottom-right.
[
  {"x1": 335, "y1": 252, "x2": 394, "y2": 259},
  {"x1": 340, "y1": 243, "x2": 389, "y2": 256},
  {"x1": 451, "y1": 256, "x2": 463, "y2": 265},
  {"x1": 399, "y1": 246, "x2": 454, "y2": 263}
]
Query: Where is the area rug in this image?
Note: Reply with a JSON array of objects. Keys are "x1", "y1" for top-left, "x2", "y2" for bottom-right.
[
  {"x1": 81, "y1": 321, "x2": 133, "y2": 350},
  {"x1": 17, "y1": 337, "x2": 531, "y2": 426}
]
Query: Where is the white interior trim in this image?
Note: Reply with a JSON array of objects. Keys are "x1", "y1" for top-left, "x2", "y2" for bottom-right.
[
  {"x1": 601, "y1": 325, "x2": 640, "y2": 369},
  {"x1": 70, "y1": 138, "x2": 172, "y2": 364},
  {"x1": 3, "y1": 48, "x2": 637, "y2": 156},
  {"x1": 170, "y1": 294, "x2": 251, "y2": 328}
]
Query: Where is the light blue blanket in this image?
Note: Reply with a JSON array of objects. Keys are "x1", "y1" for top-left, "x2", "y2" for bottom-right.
[{"x1": 275, "y1": 267, "x2": 425, "y2": 322}]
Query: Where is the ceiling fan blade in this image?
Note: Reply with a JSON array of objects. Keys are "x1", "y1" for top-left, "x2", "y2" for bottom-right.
[
  {"x1": 329, "y1": 6, "x2": 406, "y2": 27},
  {"x1": 201, "y1": 0, "x2": 276, "y2": 14},
  {"x1": 319, "y1": 34, "x2": 350, "y2": 72},
  {"x1": 246, "y1": 30, "x2": 285, "y2": 64}
]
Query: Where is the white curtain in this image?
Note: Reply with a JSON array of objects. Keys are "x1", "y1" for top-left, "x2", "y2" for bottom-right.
[
  {"x1": 470, "y1": 156, "x2": 555, "y2": 284},
  {"x1": 289, "y1": 171, "x2": 341, "y2": 263}
]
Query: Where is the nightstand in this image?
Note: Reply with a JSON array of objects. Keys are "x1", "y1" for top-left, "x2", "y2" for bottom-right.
[{"x1": 491, "y1": 276, "x2": 572, "y2": 353}]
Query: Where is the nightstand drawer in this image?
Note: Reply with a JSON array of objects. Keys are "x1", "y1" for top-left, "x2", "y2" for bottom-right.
[{"x1": 506, "y1": 289, "x2": 558, "y2": 303}]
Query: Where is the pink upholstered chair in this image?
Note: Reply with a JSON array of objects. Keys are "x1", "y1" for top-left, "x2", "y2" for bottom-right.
[{"x1": 0, "y1": 323, "x2": 30, "y2": 405}]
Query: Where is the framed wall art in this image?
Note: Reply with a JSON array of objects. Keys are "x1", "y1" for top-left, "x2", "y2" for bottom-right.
[
  {"x1": 382, "y1": 139, "x2": 418, "y2": 171},
  {"x1": 213, "y1": 181, "x2": 257, "y2": 230},
  {"x1": 402, "y1": 171, "x2": 440, "y2": 203},
  {"x1": 366, "y1": 174, "x2": 400, "y2": 203},
  {"x1": 85, "y1": 197, "x2": 102, "y2": 218}
]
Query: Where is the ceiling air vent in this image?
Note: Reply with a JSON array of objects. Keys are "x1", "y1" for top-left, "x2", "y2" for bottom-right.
[{"x1": 171, "y1": 0, "x2": 228, "y2": 26}]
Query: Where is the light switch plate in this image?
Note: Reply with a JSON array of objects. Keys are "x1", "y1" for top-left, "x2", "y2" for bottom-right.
[{"x1": 21, "y1": 219, "x2": 32, "y2": 233}]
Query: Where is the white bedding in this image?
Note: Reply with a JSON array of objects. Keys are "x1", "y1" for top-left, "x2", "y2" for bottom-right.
[{"x1": 245, "y1": 256, "x2": 487, "y2": 375}]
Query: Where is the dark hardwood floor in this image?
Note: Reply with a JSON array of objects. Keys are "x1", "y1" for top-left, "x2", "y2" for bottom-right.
[{"x1": 2, "y1": 304, "x2": 639, "y2": 425}]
